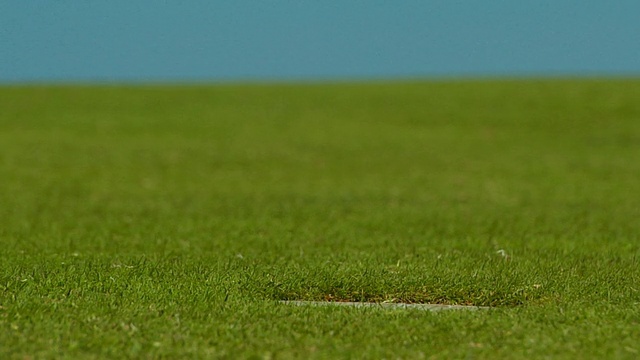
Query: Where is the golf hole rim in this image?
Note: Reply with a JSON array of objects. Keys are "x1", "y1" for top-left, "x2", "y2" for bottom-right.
[{"x1": 279, "y1": 300, "x2": 490, "y2": 311}]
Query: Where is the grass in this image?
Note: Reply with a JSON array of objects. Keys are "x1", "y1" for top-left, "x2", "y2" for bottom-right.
[{"x1": 1, "y1": 79, "x2": 639, "y2": 358}]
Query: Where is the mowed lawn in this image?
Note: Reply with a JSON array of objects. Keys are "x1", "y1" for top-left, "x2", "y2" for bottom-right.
[{"x1": 1, "y1": 80, "x2": 639, "y2": 358}]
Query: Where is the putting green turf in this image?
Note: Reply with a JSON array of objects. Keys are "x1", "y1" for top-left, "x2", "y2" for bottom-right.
[{"x1": 1, "y1": 80, "x2": 639, "y2": 358}]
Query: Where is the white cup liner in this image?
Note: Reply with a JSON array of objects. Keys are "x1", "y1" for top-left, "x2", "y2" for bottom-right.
[{"x1": 280, "y1": 300, "x2": 489, "y2": 311}]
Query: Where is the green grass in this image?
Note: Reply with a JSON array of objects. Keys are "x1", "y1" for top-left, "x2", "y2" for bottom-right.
[{"x1": 1, "y1": 80, "x2": 640, "y2": 358}]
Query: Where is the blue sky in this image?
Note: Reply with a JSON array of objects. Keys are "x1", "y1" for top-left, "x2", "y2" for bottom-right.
[{"x1": 1, "y1": 1, "x2": 639, "y2": 82}]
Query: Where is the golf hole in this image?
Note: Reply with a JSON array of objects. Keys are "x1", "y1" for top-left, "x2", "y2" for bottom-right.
[{"x1": 280, "y1": 301, "x2": 489, "y2": 311}]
